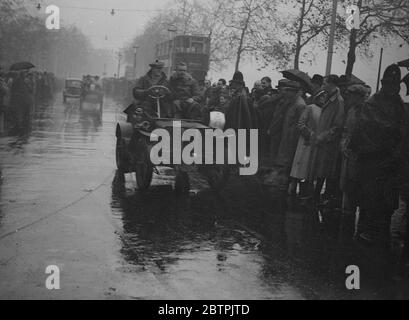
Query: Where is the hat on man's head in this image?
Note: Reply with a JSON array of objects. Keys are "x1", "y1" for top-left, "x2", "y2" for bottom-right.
[
  {"x1": 149, "y1": 60, "x2": 165, "y2": 68},
  {"x1": 311, "y1": 74, "x2": 324, "y2": 85},
  {"x1": 382, "y1": 64, "x2": 401, "y2": 84},
  {"x1": 229, "y1": 71, "x2": 245, "y2": 85}
]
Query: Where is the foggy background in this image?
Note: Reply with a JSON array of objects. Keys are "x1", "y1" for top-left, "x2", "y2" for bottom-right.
[{"x1": 4, "y1": 0, "x2": 408, "y2": 98}]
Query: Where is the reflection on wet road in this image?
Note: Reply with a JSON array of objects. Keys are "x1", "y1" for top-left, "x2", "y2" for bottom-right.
[{"x1": 0, "y1": 96, "x2": 407, "y2": 299}]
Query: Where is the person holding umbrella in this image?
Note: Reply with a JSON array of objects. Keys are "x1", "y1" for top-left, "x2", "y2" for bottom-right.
[
  {"x1": 128, "y1": 60, "x2": 172, "y2": 118},
  {"x1": 9, "y1": 63, "x2": 35, "y2": 132}
]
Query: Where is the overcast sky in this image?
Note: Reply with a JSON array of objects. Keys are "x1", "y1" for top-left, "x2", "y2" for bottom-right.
[
  {"x1": 38, "y1": 0, "x2": 164, "y2": 50},
  {"x1": 34, "y1": 0, "x2": 408, "y2": 99}
]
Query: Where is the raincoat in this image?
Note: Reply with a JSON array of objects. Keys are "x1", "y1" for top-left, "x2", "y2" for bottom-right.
[
  {"x1": 308, "y1": 88, "x2": 344, "y2": 180},
  {"x1": 290, "y1": 103, "x2": 321, "y2": 180}
]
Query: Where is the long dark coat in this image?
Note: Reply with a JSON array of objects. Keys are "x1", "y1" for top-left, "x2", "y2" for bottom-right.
[
  {"x1": 225, "y1": 87, "x2": 254, "y2": 131},
  {"x1": 268, "y1": 95, "x2": 305, "y2": 168},
  {"x1": 308, "y1": 88, "x2": 344, "y2": 180},
  {"x1": 273, "y1": 95, "x2": 306, "y2": 172},
  {"x1": 129, "y1": 71, "x2": 171, "y2": 117},
  {"x1": 349, "y1": 92, "x2": 409, "y2": 212},
  {"x1": 132, "y1": 71, "x2": 168, "y2": 100}
]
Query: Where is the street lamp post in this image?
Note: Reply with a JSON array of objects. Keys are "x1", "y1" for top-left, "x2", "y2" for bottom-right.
[
  {"x1": 133, "y1": 46, "x2": 138, "y2": 79},
  {"x1": 167, "y1": 26, "x2": 177, "y2": 78},
  {"x1": 117, "y1": 52, "x2": 122, "y2": 78},
  {"x1": 325, "y1": 0, "x2": 338, "y2": 76}
]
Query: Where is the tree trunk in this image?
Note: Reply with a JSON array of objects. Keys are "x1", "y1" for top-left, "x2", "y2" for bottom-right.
[
  {"x1": 235, "y1": 8, "x2": 252, "y2": 72},
  {"x1": 294, "y1": 0, "x2": 307, "y2": 70},
  {"x1": 345, "y1": 29, "x2": 357, "y2": 76}
]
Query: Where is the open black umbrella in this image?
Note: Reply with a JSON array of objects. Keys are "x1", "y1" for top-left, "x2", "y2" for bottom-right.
[
  {"x1": 338, "y1": 74, "x2": 365, "y2": 88},
  {"x1": 9, "y1": 61, "x2": 35, "y2": 71},
  {"x1": 281, "y1": 69, "x2": 312, "y2": 94}
]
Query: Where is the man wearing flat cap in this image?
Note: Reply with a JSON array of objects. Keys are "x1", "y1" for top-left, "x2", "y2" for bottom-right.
[
  {"x1": 349, "y1": 64, "x2": 409, "y2": 249},
  {"x1": 131, "y1": 60, "x2": 173, "y2": 118},
  {"x1": 168, "y1": 62, "x2": 202, "y2": 120}
]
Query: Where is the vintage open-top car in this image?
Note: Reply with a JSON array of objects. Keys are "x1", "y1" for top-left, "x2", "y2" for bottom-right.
[
  {"x1": 115, "y1": 85, "x2": 230, "y2": 194},
  {"x1": 63, "y1": 78, "x2": 82, "y2": 103}
]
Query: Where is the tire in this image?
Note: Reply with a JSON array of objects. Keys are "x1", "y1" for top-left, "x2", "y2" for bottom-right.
[
  {"x1": 116, "y1": 137, "x2": 128, "y2": 173},
  {"x1": 134, "y1": 137, "x2": 153, "y2": 193},
  {"x1": 175, "y1": 171, "x2": 190, "y2": 195}
]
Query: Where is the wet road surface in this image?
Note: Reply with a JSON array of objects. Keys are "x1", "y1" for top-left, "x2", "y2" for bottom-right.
[{"x1": 0, "y1": 96, "x2": 408, "y2": 299}]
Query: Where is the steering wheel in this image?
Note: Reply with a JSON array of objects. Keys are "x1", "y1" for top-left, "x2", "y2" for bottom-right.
[{"x1": 147, "y1": 85, "x2": 171, "y2": 100}]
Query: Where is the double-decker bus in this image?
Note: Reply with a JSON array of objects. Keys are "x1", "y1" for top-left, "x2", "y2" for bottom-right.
[{"x1": 156, "y1": 35, "x2": 210, "y2": 82}]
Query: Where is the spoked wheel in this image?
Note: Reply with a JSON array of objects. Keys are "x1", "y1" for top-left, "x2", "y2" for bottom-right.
[
  {"x1": 116, "y1": 137, "x2": 128, "y2": 173},
  {"x1": 201, "y1": 165, "x2": 230, "y2": 193},
  {"x1": 134, "y1": 137, "x2": 153, "y2": 193},
  {"x1": 175, "y1": 170, "x2": 190, "y2": 195}
]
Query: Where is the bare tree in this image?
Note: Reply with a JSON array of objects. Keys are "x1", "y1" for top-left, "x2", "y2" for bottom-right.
[
  {"x1": 292, "y1": 0, "x2": 333, "y2": 69},
  {"x1": 339, "y1": 0, "x2": 409, "y2": 76},
  {"x1": 212, "y1": 0, "x2": 277, "y2": 72},
  {"x1": 265, "y1": 0, "x2": 333, "y2": 70}
]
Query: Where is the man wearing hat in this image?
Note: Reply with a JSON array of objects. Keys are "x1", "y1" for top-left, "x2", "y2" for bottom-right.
[
  {"x1": 305, "y1": 74, "x2": 324, "y2": 105},
  {"x1": 130, "y1": 60, "x2": 172, "y2": 118},
  {"x1": 168, "y1": 62, "x2": 202, "y2": 120},
  {"x1": 225, "y1": 71, "x2": 253, "y2": 130},
  {"x1": 266, "y1": 79, "x2": 306, "y2": 192},
  {"x1": 308, "y1": 75, "x2": 344, "y2": 202},
  {"x1": 349, "y1": 64, "x2": 409, "y2": 249}
]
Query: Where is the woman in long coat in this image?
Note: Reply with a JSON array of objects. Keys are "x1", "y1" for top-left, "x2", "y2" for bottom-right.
[
  {"x1": 290, "y1": 91, "x2": 324, "y2": 181},
  {"x1": 308, "y1": 75, "x2": 344, "y2": 200}
]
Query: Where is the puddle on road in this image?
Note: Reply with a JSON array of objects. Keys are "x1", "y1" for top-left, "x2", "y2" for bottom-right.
[{"x1": 110, "y1": 170, "x2": 313, "y2": 299}]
